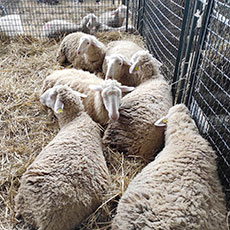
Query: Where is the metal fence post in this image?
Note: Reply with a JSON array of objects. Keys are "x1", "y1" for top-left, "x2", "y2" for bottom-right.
[
  {"x1": 171, "y1": 0, "x2": 191, "y2": 103},
  {"x1": 185, "y1": 0, "x2": 215, "y2": 108},
  {"x1": 125, "y1": 0, "x2": 130, "y2": 32},
  {"x1": 176, "y1": 0, "x2": 202, "y2": 104}
]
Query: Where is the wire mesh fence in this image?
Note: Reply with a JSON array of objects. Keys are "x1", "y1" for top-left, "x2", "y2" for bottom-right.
[{"x1": 0, "y1": 0, "x2": 131, "y2": 38}]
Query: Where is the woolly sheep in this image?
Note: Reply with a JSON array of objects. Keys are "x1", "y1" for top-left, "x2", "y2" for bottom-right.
[
  {"x1": 15, "y1": 85, "x2": 110, "y2": 230},
  {"x1": 129, "y1": 50, "x2": 163, "y2": 86},
  {"x1": 57, "y1": 32, "x2": 105, "y2": 72},
  {"x1": 41, "y1": 69, "x2": 135, "y2": 125},
  {"x1": 103, "y1": 73, "x2": 172, "y2": 160},
  {"x1": 94, "y1": 23, "x2": 138, "y2": 34},
  {"x1": 76, "y1": 33, "x2": 106, "y2": 72},
  {"x1": 41, "y1": 13, "x2": 97, "y2": 39},
  {"x1": 102, "y1": 40, "x2": 144, "y2": 86},
  {"x1": 111, "y1": 104, "x2": 227, "y2": 230},
  {"x1": 97, "y1": 5, "x2": 131, "y2": 28},
  {"x1": 0, "y1": 14, "x2": 24, "y2": 37}
]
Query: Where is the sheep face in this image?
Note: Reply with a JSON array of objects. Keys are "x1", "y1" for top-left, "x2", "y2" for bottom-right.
[
  {"x1": 40, "y1": 85, "x2": 87, "y2": 114},
  {"x1": 81, "y1": 13, "x2": 97, "y2": 30},
  {"x1": 89, "y1": 79, "x2": 135, "y2": 121},
  {"x1": 76, "y1": 36, "x2": 91, "y2": 55},
  {"x1": 129, "y1": 50, "x2": 162, "y2": 74},
  {"x1": 113, "y1": 5, "x2": 131, "y2": 18},
  {"x1": 104, "y1": 54, "x2": 131, "y2": 80}
]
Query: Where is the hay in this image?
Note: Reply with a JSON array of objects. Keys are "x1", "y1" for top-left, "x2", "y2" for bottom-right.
[{"x1": 0, "y1": 32, "x2": 147, "y2": 230}]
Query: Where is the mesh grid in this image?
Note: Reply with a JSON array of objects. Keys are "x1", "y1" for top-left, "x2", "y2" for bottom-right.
[
  {"x1": 135, "y1": 0, "x2": 185, "y2": 80},
  {"x1": 187, "y1": 0, "x2": 230, "y2": 207},
  {"x1": 0, "y1": 0, "x2": 128, "y2": 38}
]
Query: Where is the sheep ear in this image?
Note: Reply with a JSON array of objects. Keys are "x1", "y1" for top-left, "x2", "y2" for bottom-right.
[
  {"x1": 88, "y1": 85, "x2": 103, "y2": 92},
  {"x1": 111, "y1": 9, "x2": 119, "y2": 16},
  {"x1": 154, "y1": 116, "x2": 168, "y2": 127},
  {"x1": 123, "y1": 57, "x2": 131, "y2": 67},
  {"x1": 129, "y1": 62, "x2": 138, "y2": 74},
  {"x1": 54, "y1": 94, "x2": 64, "y2": 114},
  {"x1": 119, "y1": 85, "x2": 135, "y2": 92},
  {"x1": 73, "y1": 91, "x2": 87, "y2": 98},
  {"x1": 153, "y1": 58, "x2": 163, "y2": 67},
  {"x1": 40, "y1": 88, "x2": 57, "y2": 110}
]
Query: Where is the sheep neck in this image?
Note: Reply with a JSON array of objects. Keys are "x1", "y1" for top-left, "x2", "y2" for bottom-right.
[{"x1": 86, "y1": 45, "x2": 103, "y2": 62}]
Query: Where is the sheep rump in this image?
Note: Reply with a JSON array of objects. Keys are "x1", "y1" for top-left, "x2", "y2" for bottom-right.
[
  {"x1": 111, "y1": 104, "x2": 227, "y2": 230},
  {"x1": 15, "y1": 85, "x2": 110, "y2": 230},
  {"x1": 103, "y1": 76, "x2": 172, "y2": 160}
]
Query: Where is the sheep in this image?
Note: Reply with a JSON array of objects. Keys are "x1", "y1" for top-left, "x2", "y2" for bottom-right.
[
  {"x1": 36, "y1": 0, "x2": 59, "y2": 4},
  {"x1": 102, "y1": 40, "x2": 144, "y2": 86},
  {"x1": 75, "y1": 33, "x2": 106, "y2": 72},
  {"x1": 56, "y1": 32, "x2": 105, "y2": 72},
  {"x1": 111, "y1": 104, "x2": 227, "y2": 230},
  {"x1": 94, "y1": 23, "x2": 138, "y2": 34},
  {"x1": 103, "y1": 73, "x2": 172, "y2": 160},
  {"x1": 0, "y1": 14, "x2": 24, "y2": 37},
  {"x1": 129, "y1": 50, "x2": 163, "y2": 86},
  {"x1": 41, "y1": 13, "x2": 97, "y2": 39},
  {"x1": 15, "y1": 85, "x2": 110, "y2": 230},
  {"x1": 41, "y1": 69, "x2": 135, "y2": 126},
  {"x1": 0, "y1": 3, "x2": 7, "y2": 16},
  {"x1": 97, "y1": 5, "x2": 131, "y2": 28}
]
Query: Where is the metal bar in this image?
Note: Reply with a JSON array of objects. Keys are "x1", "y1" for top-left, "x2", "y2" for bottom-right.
[
  {"x1": 176, "y1": 0, "x2": 202, "y2": 104},
  {"x1": 171, "y1": 0, "x2": 191, "y2": 103},
  {"x1": 185, "y1": 0, "x2": 215, "y2": 107},
  {"x1": 136, "y1": 0, "x2": 142, "y2": 30},
  {"x1": 125, "y1": 0, "x2": 129, "y2": 32},
  {"x1": 139, "y1": 0, "x2": 146, "y2": 35}
]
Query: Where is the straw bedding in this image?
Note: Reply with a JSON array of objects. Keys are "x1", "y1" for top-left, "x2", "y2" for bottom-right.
[{"x1": 0, "y1": 32, "x2": 148, "y2": 230}]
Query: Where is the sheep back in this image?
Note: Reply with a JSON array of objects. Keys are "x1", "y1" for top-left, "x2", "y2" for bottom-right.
[
  {"x1": 103, "y1": 77, "x2": 172, "y2": 160},
  {"x1": 111, "y1": 104, "x2": 227, "y2": 230},
  {"x1": 15, "y1": 110, "x2": 110, "y2": 230},
  {"x1": 42, "y1": 69, "x2": 108, "y2": 125}
]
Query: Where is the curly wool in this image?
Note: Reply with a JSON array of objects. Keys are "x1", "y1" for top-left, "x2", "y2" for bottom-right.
[
  {"x1": 103, "y1": 75, "x2": 172, "y2": 160},
  {"x1": 111, "y1": 104, "x2": 227, "y2": 230},
  {"x1": 15, "y1": 86, "x2": 110, "y2": 230}
]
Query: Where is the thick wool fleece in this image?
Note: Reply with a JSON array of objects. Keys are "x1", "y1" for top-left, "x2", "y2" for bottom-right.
[
  {"x1": 103, "y1": 75, "x2": 172, "y2": 160},
  {"x1": 41, "y1": 69, "x2": 109, "y2": 125},
  {"x1": 15, "y1": 87, "x2": 110, "y2": 230},
  {"x1": 111, "y1": 104, "x2": 227, "y2": 230}
]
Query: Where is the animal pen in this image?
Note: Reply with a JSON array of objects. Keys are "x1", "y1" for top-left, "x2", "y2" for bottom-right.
[{"x1": 0, "y1": 0, "x2": 229, "y2": 229}]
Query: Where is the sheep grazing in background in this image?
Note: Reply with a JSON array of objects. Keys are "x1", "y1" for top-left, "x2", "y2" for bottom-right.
[
  {"x1": 0, "y1": 14, "x2": 24, "y2": 37},
  {"x1": 111, "y1": 104, "x2": 227, "y2": 230},
  {"x1": 129, "y1": 50, "x2": 163, "y2": 86},
  {"x1": 103, "y1": 73, "x2": 172, "y2": 160},
  {"x1": 57, "y1": 32, "x2": 105, "y2": 72},
  {"x1": 97, "y1": 5, "x2": 131, "y2": 28},
  {"x1": 15, "y1": 85, "x2": 110, "y2": 230},
  {"x1": 102, "y1": 40, "x2": 144, "y2": 86},
  {"x1": 36, "y1": 0, "x2": 59, "y2": 4},
  {"x1": 76, "y1": 34, "x2": 106, "y2": 72},
  {"x1": 41, "y1": 13, "x2": 97, "y2": 39},
  {"x1": 41, "y1": 69, "x2": 135, "y2": 126}
]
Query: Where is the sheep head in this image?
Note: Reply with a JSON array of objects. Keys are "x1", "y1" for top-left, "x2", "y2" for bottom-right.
[
  {"x1": 129, "y1": 50, "x2": 162, "y2": 75},
  {"x1": 40, "y1": 85, "x2": 87, "y2": 114},
  {"x1": 104, "y1": 54, "x2": 132, "y2": 80},
  {"x1": 89, "y1": 79, "x2": 135, "y2": 121}
]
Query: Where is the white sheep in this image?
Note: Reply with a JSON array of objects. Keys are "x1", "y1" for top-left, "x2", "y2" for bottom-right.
[
  {"x1": 94, "y1": 23, "x2": 138, "y2": 34},
  {"x1": 103, "y1": 73, "x2": 172, "y2": 160},
  {"x1": 0, "y1": 14, "x2": 24, "y2": 37},
  {"x1": 41, "y1": 69, "x2": 135, "y2": 126},
  {"x1": 76, "y1": 33, "x2": 106, "y2": 72},
  {"x1": 41, "y1": 13, "x2": 97, "y2": 39},
  {"x1": 15, "y1": 85, "x2": 110, "y2": 230},
  {"x1": 56, "y1": 32, "x2": 105, "y2": 72},
  {"x1": 97, "y1": 5, "x2": 131, "y2": 28},
  {"x1": 129, "y1": 50, "x2": 163, "y2": 86},
  {"x1": 111, "y1": 104, "x2": 227, "y2": 230},
  {"x1": 102, "y1": 40, "x2": 144, "y2": 86}
]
